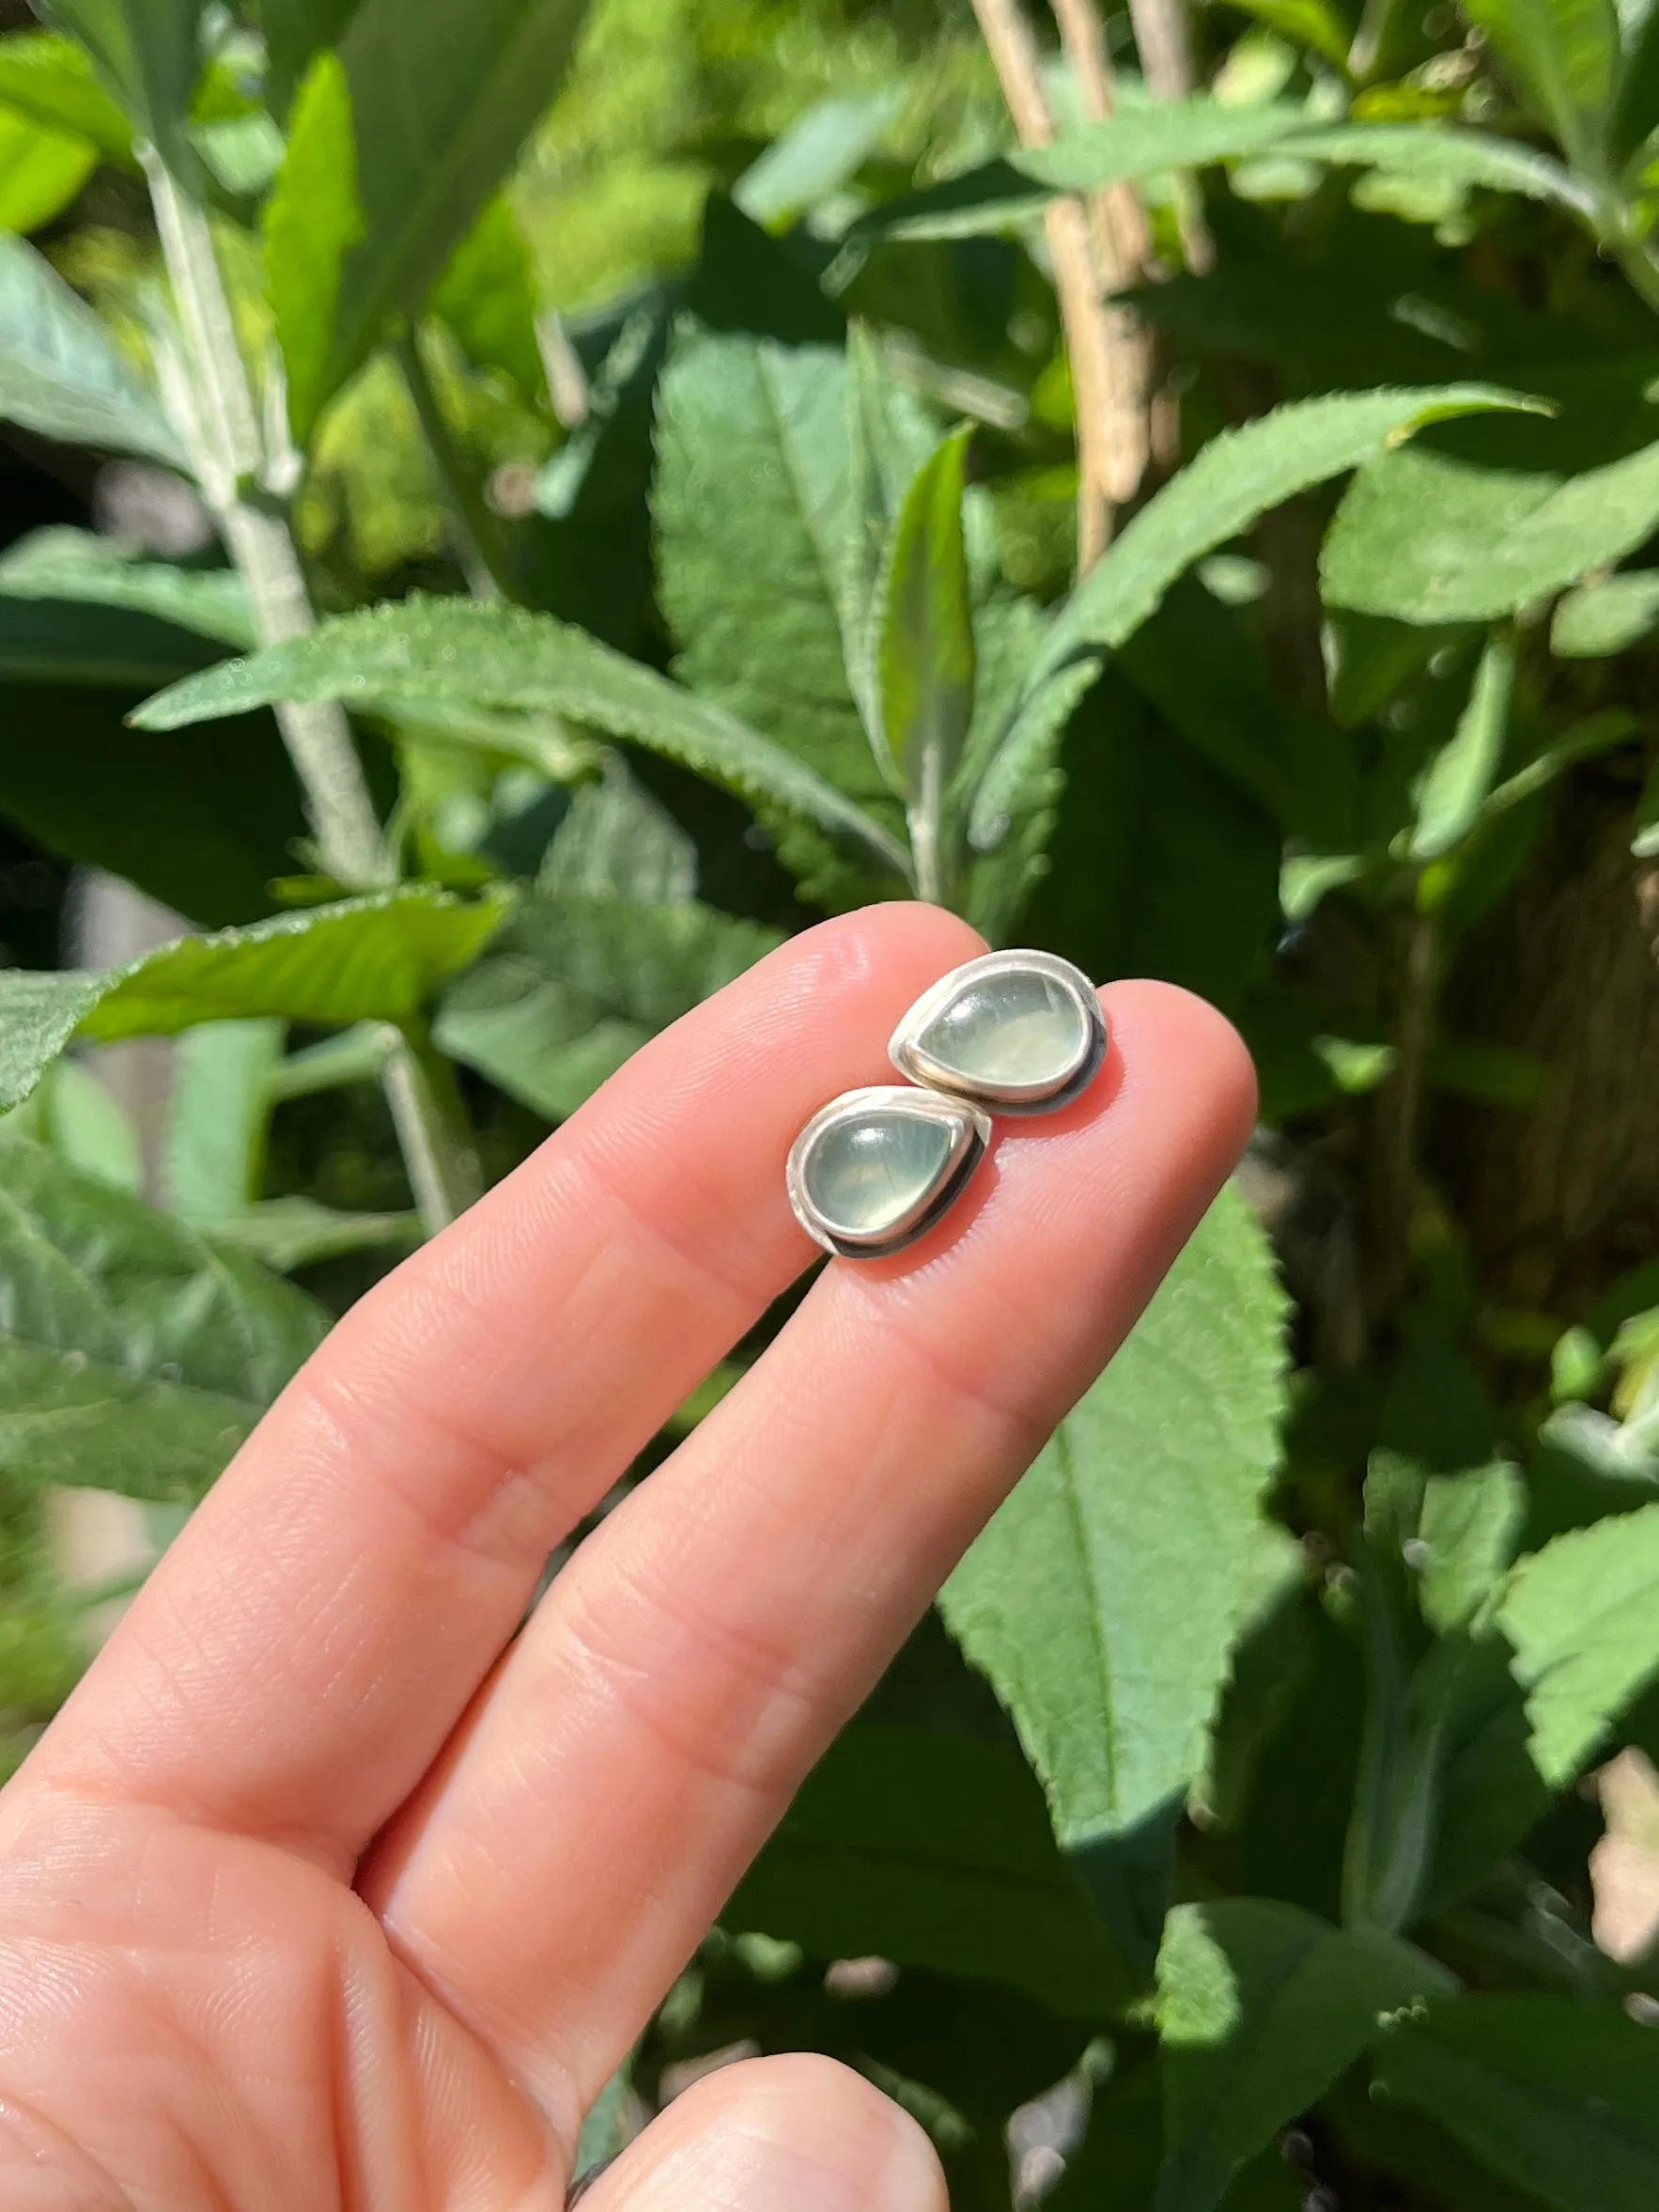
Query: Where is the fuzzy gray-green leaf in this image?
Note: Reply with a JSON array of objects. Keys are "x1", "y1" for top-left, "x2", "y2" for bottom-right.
[
  {"x1": 0, "y1": 1137, "x2": 328, "y2": 1501},
  {"x1": 435, "y1": 890, "x2": 783, "y2": 1123},
  {"x1": 876, "y1": 426, "x2": 976, "y2": 813},
  {"x1": 0, "y1": 231, "x2": 182, "y2": 464},
  {"x1": 1322, "y1": 436, "x2": 1659, "y2": 624},
  {"x1": 975, "y1": 385, "x2": 1537, "y2": 846},
  {"x1": 1498, "y1": 1498, "x2": 1659, "y2": 1786},
  {"x1": 0, "y1": 888, "x2": 508, "y2": 1114},
  {"x1": 133, "y1": 598, "x2": 911, "y2": 883},
  {"x1": 939, "y1": 1184, "x2": 1289, "y2": 1846}
]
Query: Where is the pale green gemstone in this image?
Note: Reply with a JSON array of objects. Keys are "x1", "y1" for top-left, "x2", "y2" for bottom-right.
[
  {"x1": 921, "y1": 973, "x2": 1086, "y2": 1089},
  {"x1": 804, "y1": 1111, "x2": 955, "y2": 1237}
]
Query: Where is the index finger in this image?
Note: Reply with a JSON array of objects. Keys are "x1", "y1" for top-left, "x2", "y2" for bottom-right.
[{"x1": 26, "y1": 905, "x2": 985, "y2": 1865}]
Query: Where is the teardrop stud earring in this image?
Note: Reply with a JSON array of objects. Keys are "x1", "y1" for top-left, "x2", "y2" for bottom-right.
[
  {"x1": 785, "y1": 951, "x2": 1107, "y2": 1260},
  {"x1": 889, "y1": 949, "x2": 1108, "y2": 1116},
  {"x1": 787, "y1": 1085, "x2": 992, "y2": 1260}
]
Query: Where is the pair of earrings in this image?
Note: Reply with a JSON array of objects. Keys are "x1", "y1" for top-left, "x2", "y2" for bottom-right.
[{"x1": 786, "y1": 949, "x2": 1109, "y2": 1261}]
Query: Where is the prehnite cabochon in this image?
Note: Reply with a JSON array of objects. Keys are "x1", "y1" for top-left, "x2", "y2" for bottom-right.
[
  {"x1": 799, "y1": 1107, "x2": 958, "y2": 1238},
  {"x1": 915, "y1": 969, "x2": 1089, "y2": 1090}
]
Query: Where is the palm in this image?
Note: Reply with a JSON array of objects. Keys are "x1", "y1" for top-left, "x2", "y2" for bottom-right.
[{"x1": 0, "y1": 910, "x2": 1251, "y2": 2212}]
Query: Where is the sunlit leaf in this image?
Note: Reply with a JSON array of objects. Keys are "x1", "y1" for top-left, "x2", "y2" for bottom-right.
[
  {"x1": 0, "y1": 887, "x2": 508, "y2": 1113},
  {"x1": 1155, "y1": 1898, "x2": 1453, "y2": 2212},
  {"x1": 0, "y1": 1136, "x2": 327, "y2": 1502},
  {"x1": 132, "y1": 597, "x2": 913, "y2": 883},
  {"x1": 264, "y1": 49, "x2": 364, "y2": 441},
  {"x1": 0, "y1": 528, "x2": 253, "y2": 647},
  {"x1": 940, "y1": 1186, "x2": 1290, "y2": 1852},
  {"x1": 0, "y1": 231, "x2": 183, "y2": 464}
]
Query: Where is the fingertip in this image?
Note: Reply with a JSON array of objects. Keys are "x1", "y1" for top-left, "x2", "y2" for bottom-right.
[
  {"x1": 1099, "y1": 976, "x2": 1259, "y2": 1184},
  {"x1": 579, "y1": 2052, "x2": 948, "y2": 2212}
]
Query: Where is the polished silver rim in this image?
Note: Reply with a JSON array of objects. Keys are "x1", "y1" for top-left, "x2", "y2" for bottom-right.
[
  {"x1": 887, "y1": 947, "x2": 1108, "y2": 1116},
  {"x1": 786, "y1": 1084, "x2": 992, "y2": 1260}
]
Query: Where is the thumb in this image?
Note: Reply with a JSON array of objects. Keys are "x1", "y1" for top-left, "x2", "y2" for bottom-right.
[{"x1": 574, "y1": 2054, "x2": 948, "y2": 2212}]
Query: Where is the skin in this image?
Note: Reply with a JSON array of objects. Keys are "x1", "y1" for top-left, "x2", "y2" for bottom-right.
[{"x1": 0, "y1": 904, "x2": 1255, "y2": 2212}]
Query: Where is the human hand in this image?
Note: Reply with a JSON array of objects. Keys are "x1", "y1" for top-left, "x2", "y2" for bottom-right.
[{"x1": 0, "y1": 906, "x2": 1254, "y2": 2212}]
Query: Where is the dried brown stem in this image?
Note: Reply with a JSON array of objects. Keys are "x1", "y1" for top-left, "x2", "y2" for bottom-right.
[
  {"x1": 1048, "y1": 0, "x2": 1153, "y2": 509},
  {"x1": 1125, "y1": 0, "x2": 1215, "y2": 272},
  {"x1": 970, "y1": 0, "x2": 1146, "y2": 566}
]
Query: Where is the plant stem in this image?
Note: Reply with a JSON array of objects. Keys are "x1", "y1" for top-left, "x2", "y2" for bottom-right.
[
  {"x1": 382, "y1": 1021, "x2": 483, "y2": 1232},
  {"x1": 142, "y1": 146, "x2": 479, "y2": 1233},
  {"x1": 395, "y1": 330, "x2": 518, "y2": 601},
  {"x1": 143, "y1": 149, "x2": 393, "y2": 893},
  {"x1": 971, "y1": 0, "x2": 1137, "y2": 567},
  {"x1": 908, "y1": 749, "x2": 949, "y2": 908},
  {"x1": 1047, "y1": 0, "x2": 1152, "y2": 508},
  {"x1": 1124, "y1": 0, "x2": 1213, "y2": 271}
]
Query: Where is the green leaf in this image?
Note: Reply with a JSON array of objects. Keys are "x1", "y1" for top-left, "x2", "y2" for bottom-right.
[
  {"x1": 260, "y1": 0, "x2": 364, "y2": 117},
  {"x1": 538, "y1": 756, "x2": 697, "y2": 906},
  {"x1": 1322, "y1": 436, "x2": 1659, "y2": 624},
  {"x1": 1409, "y1": 631, "x2": 1516, "y2": 862},
  {"x1": 939, "y1": 1185, "x2": 1290, "y2": 1849},
  {"x1": 0, "y1": 1136, "x2": 328, "y2": 1503},
  {"x1": 733, "y1": 86, "x2": 902, "y2": 230},
  {"x1": 0, "y1": 106, "x2": 96, "y2": 233},
  {"x1": 1373, "y1": 1995, "x2": 1659, "y2": 2212},
  {"x1": 1022, "y1": 672, "x2": 1283, "y2": 1020},
  {"x1": 957, "y1": 592, "x2": 1089, "y2": 943},
  {"x1": 0, "y1": 528, "x2": 254, "y2": 647},
  {"x1": 4, "y1": 1056, "x2": 143, "y2": 1192},
  {"x1": 1325, "y1": 2059, "x2": 1559, "y2": 2212},
  {"x1": 434, "y1": 889, "x2": 781, "y2": 1122},
  {"x1": 321, "y1": 0, "x2": 594, "y2": 410},
  {"x1": 860, "y1": 100, "x2": 1313, "y2": 240},
  {"x1": 264, "y1": 49, "x2": 364, "y2": 442},
  {"x1": 0, "y1": 31, "x2": 135, "y2": 162},
  {"x1": 0, "y1": 593, "x2": 225, "y2": 688},
  {"x1": 0, "y1": 887, "x2": 507, "y2": 1113},
  {"x1": 527, "y1": 294, "x2": 666, "y2": 653},
  {"x1": 1498, "y1": 1499, "x2": 1659, "y2": 1785},
  {"x1": 1118, "y1": 579, "x2": 1355, "y2": 846},
  {"x1": 1224, "y1": 0, "x2": 1353, "y2": 70},
  {"x1": 0, "y1": 973, "x2": 105, "y2": 1112},
  {"x1": 653, "y1": 317, "x2": 918, "y2": 891},
  {"x1": 1550, "y1": 570, "x2": 1659, "y2": 655},
  {"x1": 162, "y1": 1020, "x2": 283, "y2": 1227},
  {"x1": 1324, "y1": 609, "x2": 1471, "y2": 730},
  {"x1": 1418, "y1": 1462, "x2": 1527, "y2": 1633},
  {"x1": 1266, "y1": 123, "x2": 1591, "y2": 213},
  {"x1": 1460, "y1": 0, "x2": 1620, "y2": 168},
  {"x1": 209, "y1": 1195, "x2": 420, "y2": 1272},
  {"x1": 876, "y1": 426, "x2": 976, "y2": 818},
  {"x1": 0, "y1": 231, "x2": 183, "y2": 465},
  {"x1": 857, "y1": 107, "x2": 1588, "y2": 240},
  {"x1": 34, "y1": 0, "x2": 203, "y2": 178},
  {"x1": 1155, "y1": 1898, "x2": 1454, "y2": 2212},
  {"x1": 728, "y1": 1723, "x2": 1131, "y2": 2017},
  {"x1": 428, "y1": 194, "x2": 546, "y2": 406},
  {"x1": 132, "y1": 597, "x2": 913, "y2": 885},
  {"x1": 977, "y1": 385, "x2": 1536, "y2": 845}
]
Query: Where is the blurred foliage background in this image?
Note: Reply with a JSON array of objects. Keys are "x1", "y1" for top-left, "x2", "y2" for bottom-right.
[{"x1": 6, "y1": 0, "x2": 1659, "y2": 2204}]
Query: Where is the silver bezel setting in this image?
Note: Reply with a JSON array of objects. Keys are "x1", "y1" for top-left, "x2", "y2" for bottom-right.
[
  {"x1": 888, "y1": 948, "x2": 1109, "y2": 1116},
  {"x1": 786, "y1": 1084, "x2": 992, "y2": 1260}
]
